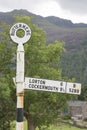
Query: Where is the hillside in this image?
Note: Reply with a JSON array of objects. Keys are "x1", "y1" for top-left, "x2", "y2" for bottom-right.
[{"x1": 0, "y1": 9, "x2": 87, "y2": 84}]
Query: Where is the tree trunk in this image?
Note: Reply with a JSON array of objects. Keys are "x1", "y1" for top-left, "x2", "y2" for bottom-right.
[
  {"x1": 27, "y1": 119, "x2": 35, "y2": 130},
  {"x1": 24, "y1": 111, "x2": 36, "y2": 130}
]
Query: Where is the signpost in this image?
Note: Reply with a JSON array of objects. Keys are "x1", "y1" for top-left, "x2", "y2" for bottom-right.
[
  {"x1": 10, "y1": 23, "x2": 31, "y2": 130},
  {"x1": 10, "y1": 22, "x2": 81, "y2": 130},
  {"x1": 25, "y1": 77, "x2": 81, "y2": 95}
]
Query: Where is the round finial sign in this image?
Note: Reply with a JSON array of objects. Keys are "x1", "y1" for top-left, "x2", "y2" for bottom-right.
[{"x1": 10, "y1": 23, "x2": 31, "y2": 44}]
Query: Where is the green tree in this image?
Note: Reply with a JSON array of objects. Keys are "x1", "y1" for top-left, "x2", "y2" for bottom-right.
[
  {"x1": 78, "y1": 85, "x2": 87, "y2": 101},
  {"x1": 0, "y1": 22, "x2": 13, "y2": 76},
  {"x1": 0, "y1": 78, "x2": 15, "y2": 130},
  {"x1": 0, "y1": 22, "x2": 16, "y2": 129}
]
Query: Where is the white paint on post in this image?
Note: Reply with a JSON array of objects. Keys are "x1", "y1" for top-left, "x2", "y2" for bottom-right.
[
  {"x1": 16, "y1": 122, "x2": 23, "y2": 130},
  {"x1": 16, "y1": 44, "x2": 24, "y2": 93},
  {"x1": 10, "y1": 23, "x2": 31, "y2": 130}
]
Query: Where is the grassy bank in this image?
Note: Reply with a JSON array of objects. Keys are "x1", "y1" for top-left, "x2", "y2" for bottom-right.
[
  {"x1": 48, "y1": 124, "x2": 87, "y2": 130},
  {"x1": 12, "y1": 120, "x2": 87, "y2": 130}
]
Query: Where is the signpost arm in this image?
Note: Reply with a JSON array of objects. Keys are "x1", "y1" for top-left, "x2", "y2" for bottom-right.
[{"x1": 16, "y1": 44, "x2": 24, "y2": 130}]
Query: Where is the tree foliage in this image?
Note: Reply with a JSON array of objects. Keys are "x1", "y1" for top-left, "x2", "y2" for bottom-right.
[
  {"x1": 0, "y1": 23, "x2": 13, "y2": 76},
  {"x1": 0, "y1": 22, "x2": 16, "y2": 129},
  {"x1": 0, "y1": 78, "x2": 15, "y2": 130}
]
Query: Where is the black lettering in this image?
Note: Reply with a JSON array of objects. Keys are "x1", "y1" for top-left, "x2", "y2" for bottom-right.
[
  {"x1": 69, "y1": 88, "x2": 72, "y2": 92},
  {"x1": 25, "y1": 26, "x2": 28, "y2": 30},
  {"x1": 73, "y1": 84, "x2": 76, "y2": 88},
  {"x1": 69, "y1": 88, "x2": 80, "y2": 94},
  {"x1": 14, "y1": 25, "x2": 19, "y2": 29},
  {"x1": 26, "y1": 30, "x2": 31, "y2": 36},
  {"x1": 74, "y1": 89, "x2": 77, "y2": 93},
  {"x1": 56, "y1": 87, "x2": 58, "y2": 91},
  {"x1": 10, "y1": 28, "x2": 15, "y2": 36},
  {"x1": 29, "y1": 84, "x2": 32, "y2": 88},
  {"x1": 19, "y1": 24, "x2": 22, "y2": 28},
  {"x1": 29, "y1": 78, "x2": 45, "y2": 85},
  {"x1": 60, "y1": 82, "x2": 63, "y2": 86},
  {"x1": 77, "y1": 89, "x2": 79, "y2": 93},
  {"x1": 29, "y1": 79, "x2": 32, "y2": 83},
  {"x1": 60, "y1": 87, "x2": 63, "y2": 91},
  {"x1": 23, "y1": 25, "x2": 26, "y2": 29}
]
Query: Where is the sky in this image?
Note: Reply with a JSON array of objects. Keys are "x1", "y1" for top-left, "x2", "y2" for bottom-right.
[{"x1": 0, "y1": 0, "x2": 87, "y2": 23}]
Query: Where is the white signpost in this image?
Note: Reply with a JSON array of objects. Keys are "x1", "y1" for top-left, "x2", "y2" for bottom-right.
[
  {"x1": 25, "y1": 77, "x2": 81, "y2": 95},
  {"x1": 10, "y1": 23, "x2": 81, "y2": 130},
  {"x1": 10, "y1": 23, "x2": 31, "y2": 130}
]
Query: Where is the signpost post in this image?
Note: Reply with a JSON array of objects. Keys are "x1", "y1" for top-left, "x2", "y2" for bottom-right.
[
  {"x1": 10, "y1": 22, "x2": 81, "y2": 130},
  {"x1": 10, "y1": 23, "x2": 31, "y2": 130}
]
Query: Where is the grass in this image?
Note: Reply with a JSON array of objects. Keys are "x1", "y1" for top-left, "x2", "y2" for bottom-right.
[
  {"x1": 49, "y1": 124, "x2": 87, "y2": 130},
  {"x1": 12, "y1": 120, "x2": 87, "y2": 130},
  {"x1": 11, "y1": 120, "x2": 27, "y2": 130}
]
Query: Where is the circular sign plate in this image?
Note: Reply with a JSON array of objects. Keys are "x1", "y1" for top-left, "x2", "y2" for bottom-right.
[{"x1": 10, "y1": 23, "x2": 31, "y2": 44}]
